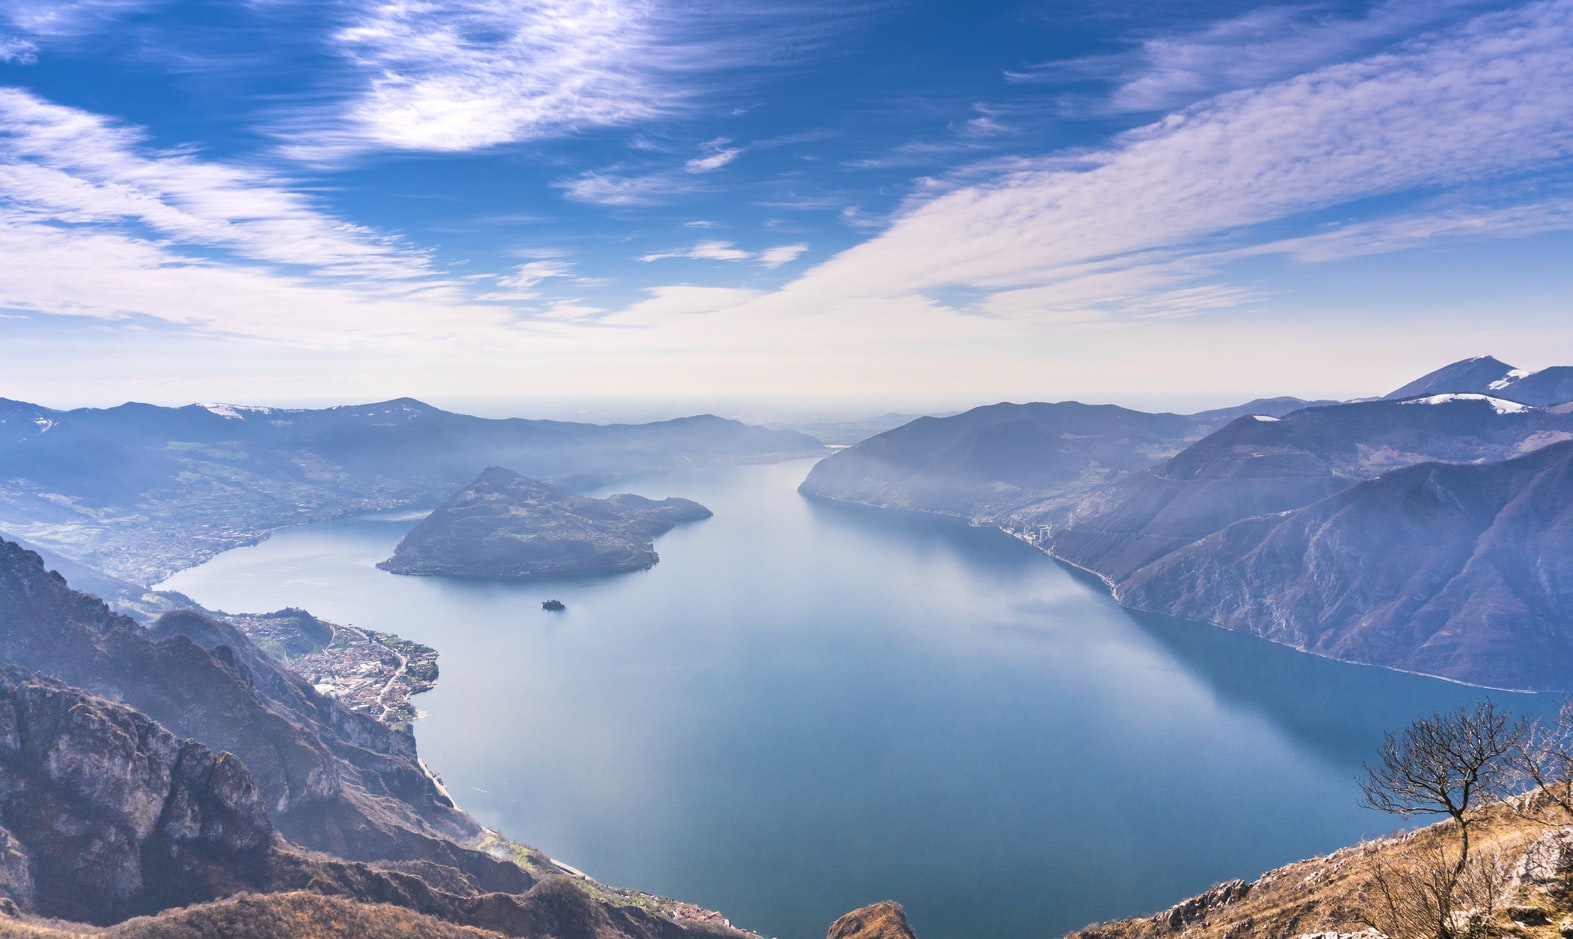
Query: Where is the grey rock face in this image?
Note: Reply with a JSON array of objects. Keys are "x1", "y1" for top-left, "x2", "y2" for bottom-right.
[{"x1": 0, "y1": 668, "x2": 273, "y2": 922}]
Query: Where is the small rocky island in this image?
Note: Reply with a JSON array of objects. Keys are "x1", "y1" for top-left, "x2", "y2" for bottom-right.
[{"x1": 378, "y1": 466, "x2": 712, "y2": 579}]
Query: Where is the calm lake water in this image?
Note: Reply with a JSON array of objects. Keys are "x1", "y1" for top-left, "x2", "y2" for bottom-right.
[{"x1": 159, "y1": 459, "x2": 1542, "y2": 939}]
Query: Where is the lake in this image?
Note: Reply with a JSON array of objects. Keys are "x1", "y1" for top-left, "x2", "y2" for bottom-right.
[{"x1": 158, "y1": 458, "x2": 1537, "y2": 939}]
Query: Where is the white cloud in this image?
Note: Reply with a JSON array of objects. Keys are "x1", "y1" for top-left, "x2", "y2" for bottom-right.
[
  {"x1": 786, "y1": 0, "x2": 1573, "y2": 318},
  {"x1": 1013, "y1": 0, "x2": 1496, "y2": 114},
  {"x1": 685, "y1": 137, "x2": 742, "y2": 172},
  {"x1": 0, "y1": 90, "x2": 565, "y2": 345},
  {"x1": 499, "y1": 259, "x2": 575, "y2": 289},
  {"x1": 0, "y1": 216, "x2": 524, "y2": 345},
  {"x1": 639, "y1": 240, "x2": 809, "y2": 267},
  {"x1": 640, "y1": 240, "x2": 749, "y2": 262},
  {"x1": 555, "y1": 166, "x2": 709, "y2": 206},
  {"x1": 285, "y1": 0, "x2": 862, "y2": 161},
  {"x1": 2, "y1": 0, "x2": 151, "y2": 39},
  {"x1": 0, "y1": 89, "x2": 436, "y2": 281},
  {"x1": 757, "y1": 243, "x2": 808, "y2": 268},
  {"x1": 1245, "y1": 195, "x2": 1573, "y2": 263},
  {"x1": 0, "y1": 36, "x2": 37, "y2": 62}
]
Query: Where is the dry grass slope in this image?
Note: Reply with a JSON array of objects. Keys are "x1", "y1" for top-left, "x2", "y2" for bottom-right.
[
  {"x1": 0, "y1": 891, "x2": 504, "y2": 939},
  {"x1": 1067, "y1": 798, "x2": 1573, "y2": 939}
]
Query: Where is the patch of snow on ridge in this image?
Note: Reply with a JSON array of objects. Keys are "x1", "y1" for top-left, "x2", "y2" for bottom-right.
[
  {"x1": 201, "y1": 403, "x2": 274, "y2": 420},
  {"x1": 32, "y1": 417, "x2": 54, "y2": 432},
  {"x1": 1400, "y1": 393, "x2": 1528, "y2": 415},
  {"x1": 1250, "y1": 414, "x2": 1281, "y2": 422},
  {"x1": 1488, "y1": 368, "x2": 1535, "y2": 391}
]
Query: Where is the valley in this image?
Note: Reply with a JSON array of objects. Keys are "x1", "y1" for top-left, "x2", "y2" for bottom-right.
[{"x1": 2, "y1": 358, "x2": 1572, "y2": 938}]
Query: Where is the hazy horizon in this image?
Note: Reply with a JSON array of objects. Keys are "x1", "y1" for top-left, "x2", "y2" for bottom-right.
[{"x1": 0, "y1": 354, "x2": 1487, "y2": 429}]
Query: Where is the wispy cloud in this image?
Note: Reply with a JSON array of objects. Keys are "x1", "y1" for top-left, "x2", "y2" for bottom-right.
[
  {"x1": 0, "y1": 89, "x2": 550, "y2": 344},
  {"x1": 785, "y1": 0, "x2": 1573, "y2": 320},
  {"x1": 1246, "y1": 194, "x2": 1573, "y2": 263},
  {"x1": 499, "y1": 259, "x2": 576, "y2": 289},
  {"x1": 686, "y1": 137, "x2": 743, "y2": 172},
  {"x1": 757, "y1": 243, "x2": 809, "y2": 268},
  {"x1": 0, "y1": 89, "x2": 438, "y2": 281},
  {"x1": 1012, "y1": 0, "x2": 1498, "y2": 115},
  {"x1": 0, "y1": 36, "x2": 37, "y2": 62},
  {"x1": 284, "y1": 0, "x2": 866, "y2": 162},
  {"x1": 2, "y1": 0, "x2": 152, "y2": 39},
  {"x1": 639, "y1": 239, "x2": 808, "y2": 267},
  {"x1": 555, "y1": 165, "x2": 712, "y2": 206}
]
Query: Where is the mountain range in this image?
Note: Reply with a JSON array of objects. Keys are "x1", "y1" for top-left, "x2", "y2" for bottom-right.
[
  {"x1": 0, "y1": 397, "x2": 821, "y2": 591},
  {"x1": 803, "y1": 357, "x2": 1573, "y2": 690}
]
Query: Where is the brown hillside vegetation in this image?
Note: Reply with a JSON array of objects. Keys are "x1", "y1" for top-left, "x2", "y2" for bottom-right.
[
  {"x1": 826, "y1": 901, "x2": 919, "y2": 939},
  {"x1": 1066, "y1": 798, "x2": 1573, "y2": 939},
  {"x1": 0, "y1": 891, "x2": 504, "y2": 939}
]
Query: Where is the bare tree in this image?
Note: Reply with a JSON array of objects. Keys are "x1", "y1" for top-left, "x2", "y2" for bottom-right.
[
  {"x1": 1510, "y1": 697, "x2": 1573, "y2": 822},
  {"x1": 1359, "y1": 700, "x2": 1525, "y2": 939}
]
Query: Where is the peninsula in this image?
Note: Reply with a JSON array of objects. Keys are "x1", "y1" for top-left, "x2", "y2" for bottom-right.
[{"x1": 379, "y1": 466, "x2": 712, "y2": 579}]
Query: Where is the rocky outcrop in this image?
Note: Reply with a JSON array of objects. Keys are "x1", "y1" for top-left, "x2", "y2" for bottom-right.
[
  {"x1": 826, "y1": 901, "x2": 919, "y2": 939},
  {"x1": 380, "y1": 467, "x2": 712, "y2": 579},
  {"x1": 0, "y1": 668, "x2": 272, "y2": 923}
]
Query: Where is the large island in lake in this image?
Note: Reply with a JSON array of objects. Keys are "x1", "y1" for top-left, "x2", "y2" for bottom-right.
[{"x1": 379, "y1": 466, "x2": 712, "y2": 579}]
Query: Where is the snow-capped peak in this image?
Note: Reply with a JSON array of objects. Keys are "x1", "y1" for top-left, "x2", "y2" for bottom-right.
[
  {"x1": 201, "y1": 403, "x2": 273, "y2": 421},
  {"x1": 1487, "y1": 368, "x2": 1535, "y2": 391},
  {"x1": 1399, "y1": 393, "x2": 1528, "y2": 415}
]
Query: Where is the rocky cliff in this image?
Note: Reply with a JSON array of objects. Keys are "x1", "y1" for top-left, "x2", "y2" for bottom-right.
[{"x1": 0, "y1": 668, "x2": 272, "y2": 923}]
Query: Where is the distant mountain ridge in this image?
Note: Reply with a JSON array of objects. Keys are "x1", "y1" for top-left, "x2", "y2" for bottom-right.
[
  {"x1": 0, "y1": 395, "x2": 821, "y2": 589},
  {"x1": 797, "y1": 397, "x2": 1327, "y2": 520}
]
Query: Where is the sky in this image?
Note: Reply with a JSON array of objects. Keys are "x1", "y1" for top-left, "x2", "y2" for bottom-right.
[{"x1": 1, "y1": 0, "x2": 1571, "y2": 420}]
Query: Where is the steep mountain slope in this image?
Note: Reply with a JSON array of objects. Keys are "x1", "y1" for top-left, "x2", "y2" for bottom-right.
[
  {"x1": 1383, "y1": 354, "x2": 1519, "y2": 400},
  {"x1": 380, "y1": 467, "x2": 711, "y2": 578},
  {"x1": 0, "y1": 668, "x2": 273, "y2": 923},
  {"x1": 1115, "y1": 439, "x2": 1573, "y2": 690},
  {"x1": 0, "y1": 538, "x2": 513, "y2": 883},
  {"x1": 0, "y1": 397, "x2": 821, "y2": 586},
  {"x1": 1020, "y1": 396, "x2": 1573, "y2": 584}
]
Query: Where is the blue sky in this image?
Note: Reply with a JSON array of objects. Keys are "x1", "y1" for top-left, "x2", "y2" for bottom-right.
[{"x1": 1, "y1": 0, "x2": 1570, "y2": 417}]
